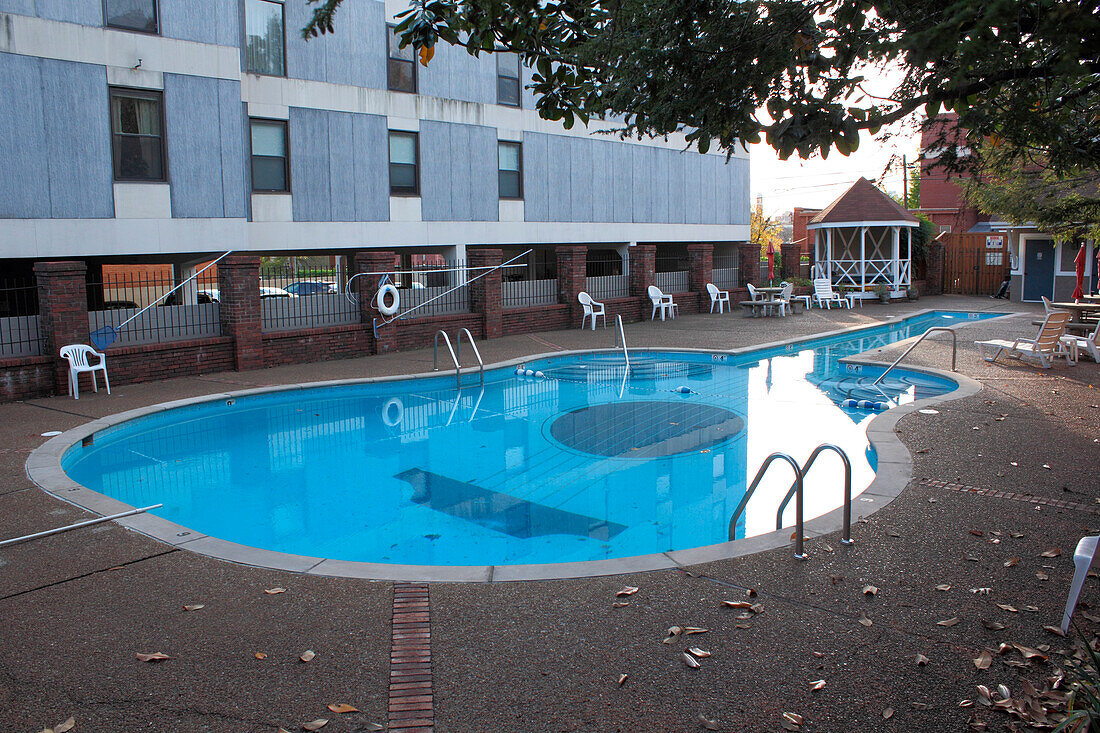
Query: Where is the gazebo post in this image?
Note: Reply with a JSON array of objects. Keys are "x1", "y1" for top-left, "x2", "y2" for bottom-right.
[
  {"x1": 892, "y1": 226, "x2": 901, "y2": 292},
  {"x1": 826, "y1": 229, "x2": 832, "y2": 281},
  {"x1": 860, "y1": 226, "x2": 866, "y2": 293}
]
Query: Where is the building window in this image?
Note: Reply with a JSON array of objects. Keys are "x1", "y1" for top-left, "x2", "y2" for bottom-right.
[
  {"x1": 245, "y1": 0, "x2": 286, "y2": 76},
  {"x1": 110, "y1": 88, "x2": 165, "y2": 182},
  {"x1": 105, "y1": 0, "x2": 158, "y2": 33},
  {"x1": 387, "y1": 25, "x2": 416, "y2": 93},
  {"x1": 497, "y1": 52, "x2": 521, "y2": 106},
  {"x1": 389, "y1": 131, "x2": 419, "y2": 196},
  {"x1": 498, "y1": 141, "x2": 522, "y2": 199},
  {"x1": 250, "y1": 119, "x2": 289, "y2": 192}
]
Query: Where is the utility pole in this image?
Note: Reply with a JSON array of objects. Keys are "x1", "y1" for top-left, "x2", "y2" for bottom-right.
[{"x1": 902, "y1": 155, "x2": 908, "y2": 210}]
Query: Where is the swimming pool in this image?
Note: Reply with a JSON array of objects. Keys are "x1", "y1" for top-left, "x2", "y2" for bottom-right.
[{"x1": 59, "y1": 310, "x2": 1002, "y2": 570}]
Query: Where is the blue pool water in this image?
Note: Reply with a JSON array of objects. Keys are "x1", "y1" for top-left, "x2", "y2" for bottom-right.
[{"x1": 62, "y1": 311, "x2": 1003, "y2": 566}]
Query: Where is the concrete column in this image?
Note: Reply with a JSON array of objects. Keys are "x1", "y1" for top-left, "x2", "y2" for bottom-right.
[
  {"x1": 217, "y1": 255, "x2": 263, "y2": 371},
  {"x1": 351, "y1": 250, "x2": 398, "y2": 353},
  {"x1": 736, "y1": 242, "x2": 758, "y2": 287},
  {"x1": 34, "y1": 260, "x2": 90, "y2": 394},
  {"x1": 468, "y1": 248, "x2": 503, "y2": 339},
  {"x1": 686, "y1": 243, "x2": 713, "y2": 295},
  {"x1": 629, "y1": 244, "x2": 656, "y2": 296},
  {"x1": 555, "y1": 245, "x2": 588, "y2": 326}
]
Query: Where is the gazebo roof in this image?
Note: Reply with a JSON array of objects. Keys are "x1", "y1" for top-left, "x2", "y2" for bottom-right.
[{"x1": 807, "y1": 177, "x2": 920, "y2": 229}]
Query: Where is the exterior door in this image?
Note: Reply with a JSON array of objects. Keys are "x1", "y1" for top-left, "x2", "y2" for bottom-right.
[{"x1": 1022, "y1": 239, "x2": 1055, "y2": 302}]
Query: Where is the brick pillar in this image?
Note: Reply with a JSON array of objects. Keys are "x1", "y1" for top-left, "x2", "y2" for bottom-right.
[
  {"x1": 926, "y1": 240, "x2": 946, "y2": 296},
  {"x1": 469, "y1": 248, "x2": 503, "y2": 339},
  {"x1": 351, "y1": 250, "x2": 398, "y2": 353},
  {"x1": 35, "y1": 260, "x2": 90, "y2": 394},
  {"x1": 217, "y1": 255, "x2": 263, "y2": 371},
  {"x1": 780, "y1": 243, "x2": 800, "y2": 280},
  {"x1": 629, "y1": 244, "x2": 656, "y2": 296},
  {"x1": 556, "y1": 244, "x2": 587, "y2": 325},
  {"x1": 687, "y1": 242, "x2": 713, "y2": 292},
  {"x1": 737, "y1": 242, "x2": 759, "y2": 287}
]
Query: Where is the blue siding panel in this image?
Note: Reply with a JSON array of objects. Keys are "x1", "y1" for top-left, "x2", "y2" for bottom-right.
[
  {"x1": 546, "y1": 135, "x2": 572, "y2": 222},
  {"x1": 611, "y1": 143, "x2": 633, "y2": 225},
  {"x1": 667, "y1": 150, "x2": 686, "y2": 225},
  {"x1": 591, "y1": 140, "x2": 614, "y2": 222},
  {"x1": 41, "y1": 58, "x2": 112, "y2": 218},
  {"x1": 284, "y1": 0, "x2": 386, "y2": 89},
  {"x1": 631, "y1": 145, "x2": 653, "y2": 223},
  {"x1": 731, "y1": 157, "x2": 750, "y2": 225},
  {"x1": 569, "y1": 138, "x2": 594, "y2": 223},
  {"x1": 326, "y1": 113, "x2": 356, "y2": 221},
  {"x1": 469, "y1": 124, "x2": 498, "y2": 220},
  {"x1": 419, "y1": 45, "x2": 495, "y2": 104},
  {"x1": 0, "y1": 53, "x2": 49, "y2": 218},
  {"x1": 419, "y1": 121, "x2": 452, "y2": 221},
  {"x1": 160, "y1": 0, "x2": 239, "y2": 46},
  {"x1": 288, "y1": 108, "x2": 331, "y2": 221},
  {"x1": 351, "y1": 113, "x2": 389, "y2": 221},
  {"x1": 218, "y1": 84, "x2": 247, "y2": 218},
  {"x1": 521, "y1": 64, "x2": 537, "y2": 110},
  {"x1": 685, "y1": 155, "x2": 703, "y2": 224},
  {"x1": 450, "y1": 125, "x2": 473, "y2": 220},
  {"x1": 0, "y1": 0, "x2": 102, "y2": 25},
  {"x1": 522, "y1": 133, "x2": 548, "y2": 222}
]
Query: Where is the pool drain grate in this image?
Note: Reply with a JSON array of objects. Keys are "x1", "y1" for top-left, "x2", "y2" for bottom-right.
[
  {"x1": 389, "y1": 583, "x2": 434, "y2": 732},
  {"x1": 920, "y1": 478, "x2": 1100, "y2": 515}
]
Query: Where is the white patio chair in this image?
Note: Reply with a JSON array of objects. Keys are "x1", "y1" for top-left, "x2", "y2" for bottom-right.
[
  {"x1": 775, "y1": 282, "x2": 794, "y2": 316},
  {"x1": 706, "y1": 283, "x2": 730, "y2": 314},
  {"x1": 812, "y1": 279, "x2": 849, "y2": 309},
  {"x1": 648, "y1": 285, "x2": 678, "y2": 321},
  {"x1": 1061, "y1": 535, "x2": 1100, "y2": 633},
  {"x1": 781, "y1": 281, "x2": 812, "y2": 311},
  {"x1": 975, "y1": 311, "x2": 1075, "y2": 368},
  {"x1": 1062, "y1": 319, "x2": 1100, "y2": 362},
  {"x1": 577, "y1": 291, "x2": 606, "y2": 330},
  {"x1": 1042, "y1": 295, "x2": 1057, "y2": 315},
  {"x1": 59, "y1": 344, "x2": 110, "y2": 400}
]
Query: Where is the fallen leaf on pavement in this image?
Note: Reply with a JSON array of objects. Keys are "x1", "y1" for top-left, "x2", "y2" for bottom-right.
[
  {"x1": 916, "y1": 653, "x2": 930, "y2": 666},
  {"x1": 265, "y1": 587, "x2": 287, "y2": 594},
  {"x1": 883, "y1": 707, "x2": 894, "y2": 720},
  {"x1": 1040, "y1": 548, "x2": 1061, "y2": 558},
  {"x1": 617, "y1": 674, "x2": 628, "y2": 686},
  {"x1": 938, "y1": 617, "x2": 959, "y2": 627},
  {"x1": 682, "y1": 652, "x2": 701, "y2": 669},
  {"x1": 183, "y1": 604, "x2": 204, "y2": 611},
  {"x1": 935, "y1": 584, "x2": 951, "y2": 591},
  {"x1": 326, "y1": 704, "x2": 358, "y2": 713},
  {"x1": 254, "y1": 652, "x2": 267, "y2": 660},
  {"x1": 683, "y1": 627, "x2": 708, "y2": 635},
  {"x1": 300, "y1": 650, "x2": 315, "y2": 663},
  {"x1": 1012, "y1": 643, "x2": 1047, "y2": 661},
  {"x1": 612, "y1": 601, "x2": 630, "y2": 608},
  {"x1": 863, "y1": 585, "x2": 879, "y2": 596},
  {"x1": 697, "y1": 714, "x2": 719, "y2": 730},
  {"x1": 996, "y1": 604, "x2": 1018, "y2": 613},
  {"x1": 810, "y1": 679, "x2": 826, "y2": 691},
  {"x1": 973, "y1": 650, "x2": 992, "y2": 669},
  {"x1": 969, "y1": 529, "x2": 984, "y2": 537},
  {"x1": 302, "y1": 720, "x2": 328, "y2": 731},
  {"x1": 135, "y1": 652, "x2": 169, "y2": 663},
  {"x1": 858, "y1": 612, "x2": 873, "y2": 627},
  {"x1": 1004, "y1": 558, "x2": 1019, "y2": 567},
  {"x1": 968, "y1": 714, "x2": 988, "y2": 730},
  {"x1": 721, "y1": 600, "x2": 752, "y2": 609},
  {"x1": 688, "y1": 647, "x2": 711, "y2": 658},
  {"x1": 616, "y1": 586, "x2": 639, "y2": 597},
  {"x1": 980, "y1": 619, "x2": 1005, "y2": 631}
]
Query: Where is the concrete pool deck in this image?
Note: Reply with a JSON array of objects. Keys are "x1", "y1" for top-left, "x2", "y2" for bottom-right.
[{"x1": 1, "y1": 295, "x2": 1098, "y2": 732}]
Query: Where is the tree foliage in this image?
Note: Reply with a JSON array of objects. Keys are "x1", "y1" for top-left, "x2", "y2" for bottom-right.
[
  {"x1": 303, "y1": 0, "x2": 1100, "y2": 170},
  {"x1": 963, "y1": 144, "x2": 1100, "y2": 239},
  {"x1": 751, "y1": 200, "x2": 783, "y2": 258}
]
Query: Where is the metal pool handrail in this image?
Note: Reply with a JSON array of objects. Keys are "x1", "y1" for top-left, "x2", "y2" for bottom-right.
[
  {"x1": 613, "y1": 314, "x2": 630, "y2": 372},
  {"x1": 457, "y1": 328, "x2": 484, "y2": 386},
  {"x1": 872, "y1": 326, "x2": 957, "y2": 385},
  {"x1": 774, "y1": 444, "x2": 854, "y2": 546},
  {"x1": 729, "y1": 453, "x2": 807, "y2": 560},
  {"x1": 433, "y1": 330, "x2": 460, "y2": 387}
]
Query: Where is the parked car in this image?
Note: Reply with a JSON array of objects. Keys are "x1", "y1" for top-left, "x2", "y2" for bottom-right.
[
  {"x1": 284, "y1": 281, "x2": 338, "y2": 296},
  {"x1": 160, "y1": 289, "x2": 220, "y2": 306},
  {"x1": 260, "y1": 286, "x2": 296, "y2": 299}
]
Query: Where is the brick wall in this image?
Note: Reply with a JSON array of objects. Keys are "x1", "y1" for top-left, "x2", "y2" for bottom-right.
[
  {"x1": 105, "y1": 337, "x2": 236, "y2": 385},
  {"x1": 35, "y1": 260, "x2": 89, "y2": 394},
  {"x1": 469, "y1": 248, "x2": 503, "y2": 339},
  {"x1": 263, "y1": 325, "x2": 373, "y2": 368},
  {"x1": 217, "y1": 256, "x2": 262, "y2": 371},
  {"x1": 0, "y1": 356, "x2": 54, "y2": 402},
  {"x1": 503, "y1": 305, "x2": 572, "y2": 335}
]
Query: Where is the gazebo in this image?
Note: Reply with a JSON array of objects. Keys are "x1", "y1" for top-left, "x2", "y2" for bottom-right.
[{"x1": 807, "y1": 178, "x2": 919, "y2": 298}]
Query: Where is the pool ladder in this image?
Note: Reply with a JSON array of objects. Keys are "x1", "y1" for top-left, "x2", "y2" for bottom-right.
[
  {"x1": 433, "y1": 328, "x2": 484, "y2": 388},
  {"x1": 871, "y1": 326, "x2": 957, "y2": 385},
  {"x1": 728, "y1": 444, "x2": 853, "y2": 560}
]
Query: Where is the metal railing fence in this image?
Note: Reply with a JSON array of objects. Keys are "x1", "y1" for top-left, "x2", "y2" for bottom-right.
[
  {"x1": 87, "y1": 272, "x2": 221, "y2": 347},
  {"x1": 0, "y1": 279, "x2": 43, "y2": 357}
]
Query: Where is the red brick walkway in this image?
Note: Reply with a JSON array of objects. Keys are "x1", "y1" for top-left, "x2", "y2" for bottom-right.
[{"x1": 388, "y1": 583, "x2": 433, "y2": 732}]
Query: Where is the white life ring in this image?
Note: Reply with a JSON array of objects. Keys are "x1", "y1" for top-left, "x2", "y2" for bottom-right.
[
  {"x1": 376, "y1": 283, "x2": 400, "y2": 316},
  {"x1": 382, "y1": 397, "x2": 404, "y2": 427}
]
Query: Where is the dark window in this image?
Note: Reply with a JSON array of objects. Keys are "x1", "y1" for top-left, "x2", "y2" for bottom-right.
[
  {"x1": 497, "y1": 52, "x2": 521, "y2": 107},
  {"x1": 245, "y1": 0, "x2": 286, "y2": 76},
  {"x1": 388, "y1": 24, "x2": 416, "y2": 93},
  {"x1": 250, "y1": 119, "x2": 289, "y2": 192},
  {"x1": 110, "y1": 88, "x2": 165, "y2": 182},
  {"x1": 105, "y1": 0, "x2": 158, "y2": 33},
  {"x1": 498, "y1": 141, "x2": 522, "y2": 199},
  {"x1": 389, "y1": 131, "x2": 419, "y2": 196}
]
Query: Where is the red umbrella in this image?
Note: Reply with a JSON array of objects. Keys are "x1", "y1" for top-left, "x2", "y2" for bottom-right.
[
  {"x1": 1073, "y1": 243, "x2": 1086, "y2": 301},
  {"x1": 767, "y1": 241, "x2": 779, "y2": 282}
]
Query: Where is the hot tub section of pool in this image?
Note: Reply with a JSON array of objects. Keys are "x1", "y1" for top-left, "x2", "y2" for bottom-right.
[{"x1": 58, "y1": 311, "x2": 1002, "y2": 569}]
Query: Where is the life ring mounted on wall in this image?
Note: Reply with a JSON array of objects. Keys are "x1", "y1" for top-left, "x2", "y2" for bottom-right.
[{"x1": 376, "y1": 283, "x2": 400, "y2": 316}]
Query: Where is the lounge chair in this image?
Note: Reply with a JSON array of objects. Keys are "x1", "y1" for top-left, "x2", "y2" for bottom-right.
[
  {"x1": 578, "y1": 291, "x2": 606, "y2": 330},
  {"x1": 1041, "y1": 295, "x2": 1057, "y2": 315},
  {"x1": 1062, "y1": 319, "x2": 1100, "y2": 362},
  {"x1": 59, "y1": 344, "x2": 110, "y2": 400},
  {"x1": 812, "y1": 279, "x2": 850, "y2": 310},
  {"x1": 648, "y1": 285, "x2": 678, "y2": 321},
  {"x1": 975, "y1": 311, "x2": 1075, "y2": 368},
  {"x1": 706, "y1": 283, "x2": 730, "y2": 314},
  {"x1": 1061, "y1": 535, "x2": 1100, "y2": 633}
]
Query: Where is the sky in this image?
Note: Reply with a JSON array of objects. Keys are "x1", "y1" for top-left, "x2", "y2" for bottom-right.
[{"x1": 749, "y1": 121, "x2": 923, "y2": 218}]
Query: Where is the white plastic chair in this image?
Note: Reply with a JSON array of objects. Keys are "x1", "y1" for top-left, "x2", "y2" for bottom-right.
[
  {"x1": 1062, "y1": 319, "x2": 1100, "y2": 362},
  {"x1": 1061, "y1": 535, "x2": 1100, "y2": 633},
  {"x1": 775, "y1": 282, "x2": 794, "y2": 316},
  {"x1": 706, "y1": 283, "x2": 730, "y2": 314},
  {"x1": 812, "y1": 279, "x2": 849, "y2": 309},
  {"x1": 648, "y1": 285, "x2": 678, "y2": 321},
  {"x1": 782, "y1": 281, "x2": 812, "y2": 311},
  {"x1": 578, "y1": 291, "x2": 606, "y2": 330},
  {"x1": 59, "y1": 344, "x2": 110, "y2": 400}
]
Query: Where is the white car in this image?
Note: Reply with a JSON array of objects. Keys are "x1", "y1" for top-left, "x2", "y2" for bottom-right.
[{"x1": 260, "y1": 286, "x2": 297, "y2": 299}]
